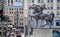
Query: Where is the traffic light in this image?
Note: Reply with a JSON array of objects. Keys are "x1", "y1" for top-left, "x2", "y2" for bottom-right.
[{"x1": 0, "y1": 9, "x2": 3, "y2": 21}]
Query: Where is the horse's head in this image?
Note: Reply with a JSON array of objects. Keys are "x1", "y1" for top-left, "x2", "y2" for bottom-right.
[
  {"x1": 29, "y1": 4, "x2": 46, "y2": 16},
  {"x1": 40, "y1": 4, "x2": 46, "y2": 11}
]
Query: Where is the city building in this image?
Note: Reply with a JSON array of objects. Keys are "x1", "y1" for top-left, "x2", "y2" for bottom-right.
[
  {"x1": 25, "y1": 0, "x2": 60, "y2": 27},
  {"x1": 4, "y1": 0, "x2": 24, "y2": 27},
  {"x1": 0, "y1": 0, "x2": 60, "y2": 37}
]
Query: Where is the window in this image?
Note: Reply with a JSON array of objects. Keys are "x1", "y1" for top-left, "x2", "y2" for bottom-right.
[
  {"x1": 20, "y1": 12, "x2": 21, "y2": 14},
  {"x1": 22, "y1": 23, "x2": 23, "y2": 25},
  {"x1": 11, "y1": 0, "x2": 13, "y2": 3},
  {"x1": 20, "y1": 18, "x2": 21, "y2": 20},
  {"x1": 51, "y1": 7, "x2": 53, "y2": 9},
  {"x1": 12, "y1": 12, "x2": 13, "y2": 14},
  {"x1": 48, "y1": 0, "x2": 50, "y2": 2},
  {"x1": 10, "y1": 12, "x2": 13, "y2": 14},
  {"x1": 22, "y1": 12, "x2": 23, "y2": 14},
  {"x1": 20, "y1": 8, "x2": 21, "y2": 10},
  {"x1": 22, "y1": 8, "x2": 23, "y2": 10},
  {"x1": 56, "y1": 20, "x2": 60, "y2": 26},
  {"x1": 38, "y1": 0, "x2": 40, "y2": 3},
  {"x1": 12, "y1": 8, "x2": 13, "y2": 10},
  {"x1": 0, "y1": 32, "x2": 2, "y2": 36},
  {"x1": 57, "y1": 4, "x2": 60, "y2": 9},
  {"x1": 10, "y1": 12, "x2": 11, "y2": 14},
  {"x1": 41, "y1": 0, "x2": 44, "y2": 3},
  {"x1": 0, "y1": 27, "x2": 2, "y2": 29},
  {"x1": 32, "y1": 0, "x2": 34, "y2": 3},
  {"x1": 8, "y1": 0, "x2": 10, "y2": 3},
  {"x1": 16, "y1": 0, "x2": 20, "y2": 2},
  {"x1": 14, "y1": 23, "x2": 16, "y2": 25},
  {"x1": 57, "y1": 11, "x2": 59, "y2": 16},
  {"x1": 51, "y1": 0, "x2": 53, "y2": 2},
  {"x1": 3, "y1": 27, "x2": 6, "y2": 30},
  {"x1": 47, "y1": 7, "x2": 50, "y2": 9},
  {"x1": 48, "y1": 0, "x2": 53, "y2": 3},
  {"x1": 22, "y1": 19, "x2": 23, "y2": 21},
  {"x1": 10, "y1": 8, "x2": 11, "y2": 10},
  {"x1": 8, "y1": 0, "x2": 10, "y2": 6},
  {"x1": 57, "y1": 0, "x2": 60, "y2": 2},
  {"x1": 56, "y1": 22, "x2": 60, "y2": 26},
  {"x1": 20, "y1": 23, "x2": 21, "y2": 25},
  {"x1": 57, "y1": 7, "x2": 59, "y2": 9}
]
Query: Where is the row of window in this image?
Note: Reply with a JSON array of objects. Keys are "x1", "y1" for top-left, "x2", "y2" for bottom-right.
[
  {"x1": 47, "y1": 7, "x2": 60, "y2": 9},
  {"x1": 47, "y1": 11, "x2": 60, "y2": 16},
  {"x1": 14, "y1": 22, "x2": 23, "y2": 25},
  {"x1": 9, "y1": 12, "x2": 23, "y2": 14},
  {"x1": 8, "y1": 0, "x2": 21, "y2": 3},
  {"x1": 28, "y1": 0, "x2": 60, "y2": 3},
  {"x1": 9, "y1": 8, "x2": 23, "y2": 10},
  {"x1": 8, "y1": 0, "x2": 13, "y2": 3},
  {"x1": 14, "y1": 18, "x2": 23, "y2": 21}
]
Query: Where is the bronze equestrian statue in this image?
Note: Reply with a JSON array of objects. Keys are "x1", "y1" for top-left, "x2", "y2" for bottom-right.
[{"x1": 29, "y1": 4, "x2": 55, "y2": 28}]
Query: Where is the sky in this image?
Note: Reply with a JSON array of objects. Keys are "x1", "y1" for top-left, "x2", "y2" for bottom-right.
[{"x1": 15, "y1": 2, "x2": 24, "y2": 6}]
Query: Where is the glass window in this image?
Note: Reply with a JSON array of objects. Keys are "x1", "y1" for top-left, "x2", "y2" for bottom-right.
[
  {"x1": 48, "y1": 7, "x2": 50, "y2": 9},
  {"x1": 20, "y1": 12, "x2": 21, "y2": 14},
  {"x1": 16, "y1": 0, "x2": 20, "y2": 2},
  {"x1": 11, "y1": 0, "x2": 13, "y2": 3},
  {"x1": 57, "y1": 7, "x2": 59, "y2": 9},
  {"x1": 12, "y1": 12, "x2": 13, "y2": 14},
  {"x1": 10, "y1": 12, "x2": 11, "y2": 14},
  {"x1": 22, "y1": 19, "x2": 23, "y2": 21},
  {"x1": 57, "y1": 11, "x2": 59, "y2": 16},
  {"x1": 19, "y1": 8, "x2": 21, "y2": 10},
  {"x1": 38, "y1": 0, "x2": 40, "y2": 3},
  {"x1": 48, "y1": 0, "x2": 50, "y2": 2},
  {"x1": 22, "y1": 12, "x2": 23, "y2": 14},
  {"x1": 0, "y1": 27, "x2": 2, "y2": 30},
  {"x1": 14, "y1": 23, "x2": 16, "y2": 25},
  {"x1": 10, "y1": 8, "x2": 11, "y2": 10},
  {"x1": 41, "y1": 0, "x2": 43, "y2": 3},
  {"x1": 57, "y1": 0, "x2": 60, "y2": 2},
  {"x1": 8, "y1": 0, "x2": 10, "y2": 6},
  {"x1": 22, "y1": 8, "x2": 23, "y2": 10},
  {"x1": 51, "y1": 0, "x2": 53, "y2": 2},
  {"x1": 8, "y1": 0, "x2": 10, "y2": 3},
  {"x1": 20, "y1": 23, "x2": 21, "y2": 25},
  {"x1": 12, "y1": 8, "x2": 13, "y2": 10},
  {"x1": 56, "y1": 20, "x2": 60, "y2": 26},
  {"x1": 0, "y1": 32, "x2": 2, "y2": 36},
  {"x1": 57, "y1": 4, "x2": 60, "y2": 9},
  {"x1": 51, "y1": 7, "x2": 53, "y2": 9},
  {"x1": 32, "y1": 0, "x2": 34, "y2": 3},
  {"x1": 22, "y1": 23, "x2": 23, "y2": 25}
]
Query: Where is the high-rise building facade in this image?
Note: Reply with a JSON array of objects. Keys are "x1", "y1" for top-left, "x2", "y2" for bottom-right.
[{"x1": 4, "y1": 0, "x2": 24, "y2": 27}]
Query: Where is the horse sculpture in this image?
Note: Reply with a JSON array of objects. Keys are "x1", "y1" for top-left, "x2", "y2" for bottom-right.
[{"x1": 29, "y1": 4, "x2": 55, "y2": 28}]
